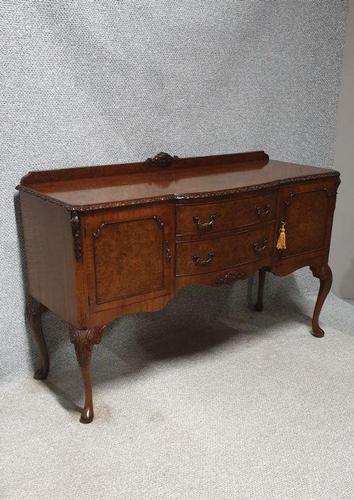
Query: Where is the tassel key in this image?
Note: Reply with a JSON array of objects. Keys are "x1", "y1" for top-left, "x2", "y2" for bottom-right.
[{"x1": 276, "y1": 221, "x2": 286, "y2": 250}]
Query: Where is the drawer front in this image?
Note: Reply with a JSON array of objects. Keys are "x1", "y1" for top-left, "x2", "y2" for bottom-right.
[
  {"x1": 176, "y1": 193, "x2": 276, "y2": 236},
  {"x1": 176, "y1": 225, "x2": 274, "y2": 276},
  {"x1": 175, "y1": 261, "x2": 266, "y2": 289}
]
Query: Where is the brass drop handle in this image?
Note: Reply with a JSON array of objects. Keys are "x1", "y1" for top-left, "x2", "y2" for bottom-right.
[
  {"x1": 252, "y1": 239, "x2": 268, "y2": 254},
  {"x1": 164, "y1": 240, "x2": 172, "y2": 262},
  {"x1": 192, "y1": 214, "x2": 217, "y2": 232},
  {"x1": 192, "y1": 251, "x2": 215, "y2": 266},
  {"x1": 255, "y1": 205, "x2": 271, "y2": 217}
]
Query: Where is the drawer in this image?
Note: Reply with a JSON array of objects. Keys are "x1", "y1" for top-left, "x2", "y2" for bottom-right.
[
  {"x1": 175, "y1": 262, "x2": 263, "y2": 289},
  {"x1": 176, "y1": 225, "x2": 274, "y2": 276},
  {"x1": 176, "y1": 193, "x2": 276, "y2": 236}
]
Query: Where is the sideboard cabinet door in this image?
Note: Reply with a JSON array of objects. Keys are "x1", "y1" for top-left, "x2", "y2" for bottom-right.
[
  {"x1": 276, "y1": 179, "x2": 337, "y2": 260},
  {"x1": 84, "y1": 204, "x2": 175, "y2": 312}
]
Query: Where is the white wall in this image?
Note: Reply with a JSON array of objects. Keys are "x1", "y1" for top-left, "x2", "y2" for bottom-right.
[{"x1": 331, "y1": 0, "x2": 354, "y2": 298}]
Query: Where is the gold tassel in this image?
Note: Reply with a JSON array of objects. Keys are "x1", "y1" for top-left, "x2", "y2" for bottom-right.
[{"x1": 276, "y1": 221, "x2": 286, "y2": 250}]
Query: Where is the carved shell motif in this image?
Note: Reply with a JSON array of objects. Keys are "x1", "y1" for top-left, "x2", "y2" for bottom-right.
[
  {"x1": 215, "y1": 271, "x2": 246, "y2": 286},
  {"x1": 145, "y1": 152, "x2": 179, "y2": 168}
]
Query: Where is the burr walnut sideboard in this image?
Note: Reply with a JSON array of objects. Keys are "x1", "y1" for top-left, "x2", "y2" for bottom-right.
[{"x1": 17, "y1": 151, "x2": 340, "y2": 423}]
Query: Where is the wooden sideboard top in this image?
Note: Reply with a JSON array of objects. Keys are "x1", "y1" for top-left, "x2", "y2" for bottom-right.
[{"x1": 17, "y1": 151, "x2": 339, "y2": 211}]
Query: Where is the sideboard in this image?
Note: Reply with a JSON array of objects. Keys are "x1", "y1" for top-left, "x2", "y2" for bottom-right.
[{"x1": 17, "y1": 151, "x2": 340, "y2": 423}]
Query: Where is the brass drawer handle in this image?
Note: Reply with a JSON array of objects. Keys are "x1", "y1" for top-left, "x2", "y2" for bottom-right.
[
  {"x1": 192, "y1": 251, "x2": 215, "y2": 266},
  {"x1": 164, "y1": 240, "x2": 172, "y2": 262},
  {"x1": 252, "y1": 239, "x2": 268, "y2": 254},
  {"x1": 192, "y1": 214, "x2": 216, "y2": 231},
  {"x1": 255, "y1": 205, "x2": 271, "y2": 217}
]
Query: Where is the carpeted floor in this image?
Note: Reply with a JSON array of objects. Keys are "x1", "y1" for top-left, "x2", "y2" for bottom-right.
[{"x1": 1, "y1": 279, "x2": 354, "y2": 500}]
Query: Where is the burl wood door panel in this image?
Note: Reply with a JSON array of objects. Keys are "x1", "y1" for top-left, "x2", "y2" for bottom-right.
[
  {"x1": 176, "y1": 225, "x2": 274, "y2": 276},
  {"x1": 84, "y1": 204, "x2": 175, "y2": 312},
  {"x1": 176, "y1": 192, "x2": 276, "y2": 236},
  {"x1": 277, "y1": 179, "x2": 337, "y2": 260}
]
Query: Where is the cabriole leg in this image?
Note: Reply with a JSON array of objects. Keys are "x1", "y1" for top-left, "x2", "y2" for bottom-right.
[
  {"x1": 70, "y1": 326, "x2": 106, "y2": 424},
  {"x1": 310, "y1": 264, "x2": 333, "y2": 338},
  {"x1": 26, "y1": 296, "x2": 49, "y2": 380},
  {"x1": 255, "y1": 268, "x2": 266, "y2": 312}
]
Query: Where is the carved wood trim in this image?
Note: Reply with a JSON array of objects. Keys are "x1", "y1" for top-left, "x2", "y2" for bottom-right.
[
  {"x1": 93, "y1": 223, "x2": 105, "y2": 239},
  {"x1": 153, "y1": 215, "x2": 165, "y2": 229},
  {"x1": 17, "y1": 172, "x2": 340, "y2": 213},
  {"x1": 69, "y1": 327, "x2": 106, "y2": 368},
  {"x1": 215, "y1": 271, "x2": 246, "y2": 286},
  {"x1": 70, "y1": 211, "x2": 82, "y2": 261},
  {"x1": 93, "y1": 216, "x2": 165, "y2": 239},
  {"x1": 145, "y1": 152, "x2": 179, "y2": 168},
  {"x1": 283, "y1": 187, "x2": 334, "y2": 207}
]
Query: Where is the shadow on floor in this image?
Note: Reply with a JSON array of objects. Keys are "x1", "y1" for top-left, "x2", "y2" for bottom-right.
[{"x1": 37, "y1": 272, "x2": 315, "y2": 417}]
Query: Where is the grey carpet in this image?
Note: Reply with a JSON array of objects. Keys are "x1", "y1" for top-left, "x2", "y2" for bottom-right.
[{"x1": 1, "y1": 279, "x2": 354, "y2": 500}]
